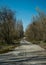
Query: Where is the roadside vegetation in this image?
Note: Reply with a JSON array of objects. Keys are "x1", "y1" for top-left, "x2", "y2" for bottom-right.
[
  {"x1": 25, "y1": 8, "x2": 46, "y2": 49},
  {"x1": 0, "y1": 7, "x2": 24, "y2": 53},
  {"x1": 0, "y1": 42, "x2": 20, "y2": 54},
  {"x1": 0, "y1": 7, "x2": 46, "y2": 54}
]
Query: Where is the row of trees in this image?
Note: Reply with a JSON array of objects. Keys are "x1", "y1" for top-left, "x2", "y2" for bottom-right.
[
  {"x1": 25, "y1": 9, "x2": 46, "y2": 41},
  {"x1": 0, "y1": 8, "x2": 24, "y2": 44},
  {"x1": 0, "y1": 7, "x2": 46, "y2": 44}
]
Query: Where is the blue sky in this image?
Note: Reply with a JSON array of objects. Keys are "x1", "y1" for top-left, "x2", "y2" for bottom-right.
[{"x1": 0, "y1": 0, "x2": 46, "y2": 30}]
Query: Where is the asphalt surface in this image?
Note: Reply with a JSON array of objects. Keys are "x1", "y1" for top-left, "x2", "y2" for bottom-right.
[
  {"x1": 0, "y1": 52, "x2": 46, "y2": 65},
  {"x1": 0, "y1": 39, "x2": 46, "y2": 65}
]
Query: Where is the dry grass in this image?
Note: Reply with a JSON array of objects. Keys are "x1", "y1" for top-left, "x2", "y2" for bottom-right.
[
  {"x1": 0, "y1": 45, "x2": 16, "y2": 54},
  {"x1": 0, "y1": 42, "x2": 20, "y2": 54},
  {"x1": 32, "y1": 41, "x2": 46, "y2": 49}
]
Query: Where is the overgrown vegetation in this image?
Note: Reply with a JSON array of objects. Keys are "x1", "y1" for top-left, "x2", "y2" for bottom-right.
[
  {"x1": 25, "y1": 9, "x2": 46, "y2": 49},
  {"x1": 25, "y1": 9, "x2": 46, "y2": 42},
  {"x1": 0, "y1": 7, "x2": 24, "y2": 44},
  {"x1": 0, "y1": 7, "x2": 24, "y2": 53},
  {"x1": 0, "y1": 7, "x2": 46, "y2": 53}
]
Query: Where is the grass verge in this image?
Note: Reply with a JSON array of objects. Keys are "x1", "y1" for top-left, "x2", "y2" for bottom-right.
[
  {"x1": 32, "y1": 41, "x2": 46, "y2": 49},
  {"x1": 0, "y1": 43, "x2": 20, "y2": 54}
]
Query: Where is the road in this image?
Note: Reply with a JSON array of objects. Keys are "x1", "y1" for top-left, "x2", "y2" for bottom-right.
[{"x1": 0, "y1": 39, "x2": 46, "y2": 65}]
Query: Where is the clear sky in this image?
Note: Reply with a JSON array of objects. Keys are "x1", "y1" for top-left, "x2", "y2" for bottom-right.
[{"x1": 0, "y1": 0, "x2": 46, "y2": 31}]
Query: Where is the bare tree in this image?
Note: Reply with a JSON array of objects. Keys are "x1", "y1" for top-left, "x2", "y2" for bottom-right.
[
  {"x1": 16, "y1": 20, "x2": 24, "y2": 39},
  {"x1": 25, "y1": 9, "x2": 46, "y2": 41},
  {"x1": 0, "y1": 7, "x2": 16, "y2": 44}
]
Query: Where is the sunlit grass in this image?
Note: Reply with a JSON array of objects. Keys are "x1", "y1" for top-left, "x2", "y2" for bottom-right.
[{"x1": 0, "y1": 42, "x2": 20, "y2": 54}]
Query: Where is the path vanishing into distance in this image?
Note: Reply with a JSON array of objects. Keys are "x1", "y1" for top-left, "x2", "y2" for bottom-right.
[{"x1": 0, "y1": 38, "x2": 46, "y2": 65}]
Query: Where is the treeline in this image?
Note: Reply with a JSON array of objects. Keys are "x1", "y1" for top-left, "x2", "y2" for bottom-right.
[
  {"x1": 0, "y1": 7, "x2": 24, "y2": 44},
  {"x1": 25, "y1": 10, "x2": 46, "y2": 41}
]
